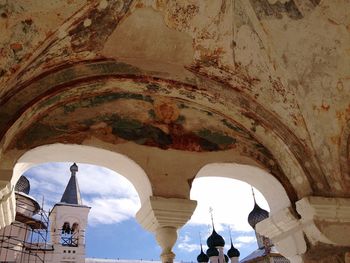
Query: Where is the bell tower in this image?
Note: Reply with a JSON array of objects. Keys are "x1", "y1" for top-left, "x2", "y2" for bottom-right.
[{"x1": 49, "y1": 163, "x2": 90, "y2": 263}]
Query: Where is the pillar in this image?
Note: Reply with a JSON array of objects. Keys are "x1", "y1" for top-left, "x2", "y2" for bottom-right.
[
  {"x1": 0, "y1": 180, "x2": 16, "y2": 229},
  {"x1": 256, "y1": 196, "x2": 350, "y2": 263},
  {"x1": 136, "y1": 196, "x2": 197, "y2": 263}
]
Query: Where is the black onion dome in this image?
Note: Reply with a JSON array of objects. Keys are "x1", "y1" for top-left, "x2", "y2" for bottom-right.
[
  {"x1": 207, "y1": 229, "x2": 225, "y2": 248},
  {"x1": 15, "y1": 176, "x2": 30, "y2": 194},
  {"x1": 206, "y1": 247, "x2": 219, "y2": 257},
  {"x1": 224, "y1": 255, "x2": 229, "y2": 263},
  {"x1": 197, "y1": 246, "x2": 209, "y2": 262},
  {"x1": 227, "y1": 242, "x2": 240, "y2": 258},
  {"x1": 248, "y1": 203, "x2": 269, "y2": 229}
]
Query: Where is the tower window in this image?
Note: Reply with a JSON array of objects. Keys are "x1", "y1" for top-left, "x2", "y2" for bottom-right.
[{"x1": 60, "y1": 222, "x2": 79, "y2": 247}]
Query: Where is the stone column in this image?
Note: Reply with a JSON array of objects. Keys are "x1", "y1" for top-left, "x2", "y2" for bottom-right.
[
  {"x1": 256, "y1": 196, "x2": 350, "y2": 263},
  {"x1": 0, "y1": 180, "x2": 16, "y2": 229},
  {"x1": 136, "y1": 196, "x2": 197, "y2": 263}
]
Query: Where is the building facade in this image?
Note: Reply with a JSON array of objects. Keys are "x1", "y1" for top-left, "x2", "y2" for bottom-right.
[{"x1": 0, "y1": 164, "x2": 90, "y2": 263}]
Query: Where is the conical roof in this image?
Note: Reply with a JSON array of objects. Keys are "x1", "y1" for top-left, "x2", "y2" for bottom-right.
[
  {"x1": 60, "y1": 163, "x2": 82, "y2": 205},
  {"x1": 248, "y1": 188, "x2": 269, "y2": 229},
  {"x1": 197, "y1": 245, "x2": 209, "y2": 262}
]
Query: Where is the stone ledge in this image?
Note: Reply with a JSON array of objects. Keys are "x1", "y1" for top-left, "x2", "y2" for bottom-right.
[{"x1": 296, "y1": 196, "x2": 350, "y2": 222}]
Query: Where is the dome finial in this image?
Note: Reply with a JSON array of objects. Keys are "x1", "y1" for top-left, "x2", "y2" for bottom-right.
[
  {"x1": 251, "y1": 186, "x2": 256, "y2": 204},
  {"x1": 209, "y1": 206, "x2": 215, "y2": 230},
  {"x1": 197, "y1": 231, "x2": 209, "y2": 262},
  {"x1": 70, "y1": 163, "x2": 78, "y2": 175}
]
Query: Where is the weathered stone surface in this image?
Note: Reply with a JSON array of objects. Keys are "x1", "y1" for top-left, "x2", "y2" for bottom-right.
[{"x1": 0, "y1": 1, "x2": 349, "y2": 260}]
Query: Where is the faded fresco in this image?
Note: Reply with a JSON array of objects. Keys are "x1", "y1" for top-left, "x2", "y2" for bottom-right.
[{"x1": 0, "y1": 0, "x2": 349, "y2": 203}]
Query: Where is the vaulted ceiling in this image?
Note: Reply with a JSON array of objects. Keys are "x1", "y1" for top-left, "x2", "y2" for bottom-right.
[{"x1": 0, "y1": 0, "x2": 349, "y2": 202}]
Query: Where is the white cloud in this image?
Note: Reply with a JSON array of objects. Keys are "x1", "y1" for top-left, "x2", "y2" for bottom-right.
[
  {"x1": 177, "y1": 234, "x2": 200, "y2": 252},
  {"x1": 233, "y1": 243, "x2": 243, "y2": 248},
  {"x1": 85, "y1": 197, "x2": 140, "y2": 225},
  {"x1": 235, "y1": 236, "x2": 256, "y2": 243},
  {"x1": 24, "y1": 162, "x2": 141, "y2": 226},
  {"x1": 178, "y1": 243, "x2": 200, "y2": 253},
  {"x1": 188, "y1": 177, "x2": 269, "y2": 232}
]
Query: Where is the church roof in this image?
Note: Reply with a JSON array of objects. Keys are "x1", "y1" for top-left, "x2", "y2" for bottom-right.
[
  {"x1": 197, "y1": 245, "x2": 209, "y2": 262},
  {"x1": 227, "y1": 241, "x2": 240, "y2": 258},
  {"x1": 207, "y1": 228, "x2": 225, "y2": 248},
  {"x1": 60, "y1": 163, "x2": 83, "y2": 205},
  {"x1": 240, "y1": 246, "x2": 284, "y2": 263},
  {"x1": 247, "y1": 188, "x2": 269, "y2": 229}
]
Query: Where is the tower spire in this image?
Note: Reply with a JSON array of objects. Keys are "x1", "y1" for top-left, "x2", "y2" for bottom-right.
[
  {"x1": 60, "y1": 163, "x2": 82, "y2": 205},
  {"x1": 209, "y1": 206, "x2": 215, "y2": 230},
  {"x1": 251, "y1": 187, "x2": 257, "y2": 204},
  {"x1": 199, "y1": 231, "x2": 203, "y2": 252}
]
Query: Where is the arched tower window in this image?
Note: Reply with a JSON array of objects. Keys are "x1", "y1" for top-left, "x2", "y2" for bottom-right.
[{"x1": 60, "y1": 222, "x2": 78, "y2": 247}]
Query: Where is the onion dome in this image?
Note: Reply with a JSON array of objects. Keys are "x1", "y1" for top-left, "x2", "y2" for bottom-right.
[
  {"x1": 206, "y1": 247, "x2": 219, "y2": 257},
  {"x1": 248, "y1": 188, "x2": 269, "y2": 229},
  {"x1": 15, "y1": 175, "x2": 30, "y2": 194},
  {"x1": 224, "y1": 255, "x2": 229, "y2": 263},
  {"x1": 207, "y1": 229, "x2": 225, "y2": 248},
  {"x1": 197, "y1": 245, "x2": 209, "y2": 262},
  {"x1": 248, "y1": 202, "x2": 269, "y2": 229},
  {"x1": 227, "y1": 242, "x2": 240, "y2": 258}
]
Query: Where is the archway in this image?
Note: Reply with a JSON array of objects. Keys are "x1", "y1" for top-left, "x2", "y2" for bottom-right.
[
  {"x1": 13, "y1": 143, "x2": 152, "y2": 204},
  {"x1": 179, "y1": 162, "x2": 298, "y2": 262},
  {"x1": 18, "y1": 161, "x2": 161, "y2": 261},
  {"x1": 195, "y1": 163, "x2": 290, "y2": 213}
]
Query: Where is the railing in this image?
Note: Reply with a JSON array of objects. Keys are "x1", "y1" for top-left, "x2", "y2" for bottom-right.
[{"x1": 61, "y1": 235, "x2": 79, "y2": 247}]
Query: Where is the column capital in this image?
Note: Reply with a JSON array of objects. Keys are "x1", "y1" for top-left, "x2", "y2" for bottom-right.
[
  {"x1": 296, "y1": 196, "x2": 350, "y2": 246},
  {"x1": 256, "y1": 207, "x2": 306, "y2": 263},
  {"x1": 257, "y1": 196, "x2": 350, "y2": 262},
  {"x1": 136, "y1": 196, "x2": 197, "y2": 232}
]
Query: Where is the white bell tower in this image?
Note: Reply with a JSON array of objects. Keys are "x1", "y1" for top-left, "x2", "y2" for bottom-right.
[{"x1": 49, "y1": 163, "x2": 90, "y2": 263}]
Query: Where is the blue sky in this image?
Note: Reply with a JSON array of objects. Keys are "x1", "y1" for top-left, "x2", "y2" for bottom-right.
[{"x1": 23, "y1": 162, "x2": 269, "y2": 262}]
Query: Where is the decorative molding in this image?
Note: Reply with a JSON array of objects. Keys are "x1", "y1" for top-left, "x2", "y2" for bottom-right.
[
  {"x1": 297, "y1": 196, "x2": 350, "y2": 222},
  {"x1": 296, "y1": 196, "x2": 350, "y2": 246},
  {"x1": 256, "y1": 207, "x2": 306, "y2": 262},
  {"x1": 136, "y1": 196, "x2": 197, "y2": 232}
]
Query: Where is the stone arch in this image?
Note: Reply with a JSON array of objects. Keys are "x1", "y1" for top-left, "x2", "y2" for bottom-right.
[
  {"x1": 0, "y1": 62, "x2": 311, "y2": 201},
  {"x1": 12, "y1": 143, "x2": 152, "y2": 204},
  {"x1": 192, "y1": 163, "x2": 307, "y2": 263},
  {"x1": 194, "y1": 163, "x2": 290, "y2": 214}
]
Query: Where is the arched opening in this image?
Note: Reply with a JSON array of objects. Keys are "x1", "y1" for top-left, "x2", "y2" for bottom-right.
[
  {"x1": 2, "y1": 144, "x2": 163, "y2": 260},
  {"x1": 12, "y1": 143, "x2": 152, "y2": 204},
  {"x1": 173, "y1": 162, "x2": 291, "y2": 261},
  {"x1": 61, "y1": 221, "x2": 79, "y2": 247},
  {"x1": 195, "y1": 163, "x2": 290, "y2": 213}
]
